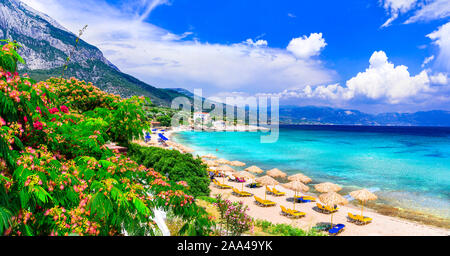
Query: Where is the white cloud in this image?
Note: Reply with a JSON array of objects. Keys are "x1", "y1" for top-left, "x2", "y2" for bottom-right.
[
  {"x1": 20, "y1": 0, "x2": 335, "y2": 96},
  {"x1": 421, "y1": 55, "x2": 434, "y2": 68},
  {"x1": 427, "y1": 22, "x2": 450, "y2": 72},
  {"x1": 343, "y1": 51, "x2": 431, "y2": 103},
  {"x1": 286, "y1": 33, "x2": 327, "y2": 59},
  {"x1": 263, "y1": 51, "x2": 449, "y2": 107},
  {"x1": 138, "y1": 0, "x2": 171, "y2": 22},
  {"x1": 405, "y1": 0, "x2": 450, "y2": 24},
  {"x1": 429, "y1": 72, "x2": 448, "y2": 85},
  {"x1": 244, "y1": 38, "x2": 268, "y2": 47},
  {"x1": 380, "y1": 0, "x2": 417, "y2": 27}
]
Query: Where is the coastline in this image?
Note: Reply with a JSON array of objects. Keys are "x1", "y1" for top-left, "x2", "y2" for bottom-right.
[{"x1": 163, "y1": 126, "x2": 449, "y2": 235}]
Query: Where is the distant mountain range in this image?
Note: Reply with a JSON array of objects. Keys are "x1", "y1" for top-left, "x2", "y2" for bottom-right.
[
  {"x1": 0, "y1": 0, "x2": 189, "y2": 106},
  {"x1": 168, "y1": 89, "x2": 450, "y2": 126},
  {"x1": 279, "y1": 106, "x2": 450, "y2": 127}
]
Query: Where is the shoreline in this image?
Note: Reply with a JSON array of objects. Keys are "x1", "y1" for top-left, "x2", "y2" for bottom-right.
[{"x1": 161, "y1": 127, "x2": 449, "y2": 235}]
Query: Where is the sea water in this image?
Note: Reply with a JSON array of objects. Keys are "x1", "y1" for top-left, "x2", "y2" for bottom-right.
[{"x1": 173, "y1": 125, "x2": 450, "y2": 220}]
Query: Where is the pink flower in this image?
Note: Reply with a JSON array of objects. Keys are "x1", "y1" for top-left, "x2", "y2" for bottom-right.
[
  {"x1": 49, "y1": 107, "x2": 59, "y2": 114},
  {"x1": 60, "y1": 105, "x2": 69, "y2": 113},
  {"x1": 0, "y1": 116, "x2": 5, "y2": 126},
  {"x1": 33, "y1": 121, "x2": 43, "y2": 130}
]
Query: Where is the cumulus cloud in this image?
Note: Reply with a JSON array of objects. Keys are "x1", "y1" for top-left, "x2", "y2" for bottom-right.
[
  {"x1": 261, "y1": 51, "x2": 448, "y2": 107},
  {"x1": 405, "y1": 0, "x2": 450, "y2": 24},
  {"x1": 429, "y1": 72, "x2": 448, "y2": 85},
  {"x1": 343, "y1": 51, "x2": 431, "y2": 103},
  {"x1": 427, "y1": 22, "x2": 450, "y2": 72},
  {"x1": 286, "y1": 33, "x2": 327, "y2": 59},
  {"x1": 380, "y1": 0, "x2": 417, "y2": 27},
  {"x1": 20, "y1": 0, "x2": 334, "y2": 96}
]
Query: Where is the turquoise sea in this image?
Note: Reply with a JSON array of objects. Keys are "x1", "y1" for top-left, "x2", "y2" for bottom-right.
[{"x1": 173, "y1": 125, "x2": 450, "y2": 220}]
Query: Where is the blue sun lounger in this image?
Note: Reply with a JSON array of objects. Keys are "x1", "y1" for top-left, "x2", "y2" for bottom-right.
[
  {"x1": 328, "y1": 224, "x2": 345, "y2": 236},
  {"x1": 296, "y1": 197, "x2": 311, "y2": 203}
]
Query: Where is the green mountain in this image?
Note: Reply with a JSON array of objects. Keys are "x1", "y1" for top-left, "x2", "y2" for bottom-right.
[{"x1": 0, "y1": 0, "x2": 189, "y2": 106}]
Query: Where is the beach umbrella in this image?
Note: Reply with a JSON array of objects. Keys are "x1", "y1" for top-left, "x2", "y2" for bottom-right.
[
  {"x1": 229, "y1": 160, "x2": 246, "y2": 167},
  {"x1": 204, "y1": 160, "x2": 219, "y2": 167},
  {"x1": 217, "y1": 165, "x2": 236, "y2": 183},
  {"x1": 314, "y1": 182, "x2": 342, "y2": 193},
  {"x1": 288, "y1": 173, "x2": 312, "y2": 184},
  {"x1": 319, "y1": 192, "x2": 348, "y2": 228},
  {"x1": 256, "y1": 175, "x2": 279, "y2": 200},
  {"x1": 350, "y1": 189, "x2": 378, "y2": 217},
  {"x1": 282, "y1": 181, "x2": 309, "y2": 210},
  {"x1": 266, "y1": 168, "x2": 287, "y2": 179},
  {"x1": 235, "y1": 171, "x2": 255, "y2": 190},
  {"x1": 236, "y1": 171, "x2": 255, "y2": 180},
  {"x1": 202, "y1": 154, "x2": 217, "y2": 159},
  {"x1": 245, "y1": 165, "x2": 264, "y2": 174},
  {"x1": 216, "y1": 158, "x2": 230, "y2": 165},
  {"x1": 217, "y1": 165, "x2": 236, "y2": 173}
]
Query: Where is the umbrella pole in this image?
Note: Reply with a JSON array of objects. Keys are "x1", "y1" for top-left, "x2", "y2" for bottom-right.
[
  {"x1": 293, "y1": 191, "x2": 296, "y2": 210},
  {"x1": 265, "y1": 186, "x2": 267, "y2": 200},
  {"x1": 330, "y1": 213, "x2": 333, "y2": 228},
  {"x1": 361, "y1": 200, "x2": 364, "y2": 217}
]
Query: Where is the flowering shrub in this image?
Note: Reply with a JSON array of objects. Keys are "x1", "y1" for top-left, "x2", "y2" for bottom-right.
[
  {"x1": 214, "y1": 194, "x2": 253, "y2": 236},
  {"x1": 127, "y1": 144, "x2": 211, "y2": 197},
  {"x1": 0, "y1": 40, "x2": 213, "y2": 236}
]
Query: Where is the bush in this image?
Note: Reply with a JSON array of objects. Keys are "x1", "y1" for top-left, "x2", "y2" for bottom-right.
[
  {"x1": 254, "y1": 219, "x2": 325, "y2": 236},
  {"x1": 197, "y1": 196, "x2": 217, "y2": 204},
  {"x1": 127, "y1": 143, "x2": 211, "y2": 197},
  {"x1": 214, "y1": 194, "x2": 253, "y2": 236},
  {"x1": 0, "y1": 40, "x2": 213, "y2": 236}
]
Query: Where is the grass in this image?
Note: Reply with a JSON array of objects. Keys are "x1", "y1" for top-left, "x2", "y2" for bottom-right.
[{"x1": 252, "y1": 219, "x2": 327, "y2": 236}]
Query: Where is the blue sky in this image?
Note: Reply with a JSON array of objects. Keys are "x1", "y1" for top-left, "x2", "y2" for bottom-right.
[{"x1": 22, "y1": 0, "x2": 450, "y2": 113}]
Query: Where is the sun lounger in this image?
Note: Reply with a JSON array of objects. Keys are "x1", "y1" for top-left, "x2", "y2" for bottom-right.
[
  {"x1": 271, "y1": 188, "x2": 286, "y2": 196},
  {"x1": 280, "y1": 205, "x2": 306, "y2": 218},
  {"x1": 266, "y1": 187, "x2": 284, "y2": 196},
  {"x1": 294, "y1": 195, "x2": 316, "y2": 202},
  {"x1": 248, "y1": 182, "x2": 262, "y2": 188},
  {"x1": 254, "y1": 196, "x2": 276, "y2": 207},
  {"x1": 213, "y1": 179, "x2": 232, "y2": 189},
  {"x1": 316, "y1": 203, "x2": 339, "y2": 213},
  {"x1": 231, "y1": 187, "x2": 253, "y2": 197},
  {"x1": 328, "y1": 224, "x2": 345, "y2": 236},
  {"x1": 348, "y1": 213, "x2": 372, "y2": 225},
  {"x1": 236, "y1": 177, "x2": 246, "y2": 183}
]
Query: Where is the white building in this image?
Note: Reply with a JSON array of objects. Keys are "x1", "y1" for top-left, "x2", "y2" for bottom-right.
[
  {"x1": 193, "y1": 112, "x2": 210, "y2": 122},
  {"x1": 213, "y1": 120, "x2": 225, "y2": 128}
]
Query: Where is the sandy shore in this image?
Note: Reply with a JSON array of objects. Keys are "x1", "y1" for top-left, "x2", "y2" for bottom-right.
[
  {"x1": 145, "y1": 127, "x2": 449, "y2": 236},
  {"x1": 133, "y1": 128, "x2": 195, "y2": 154},
  {"x1": 209, "y1": 182, "x2": 449, "y2": 236}
]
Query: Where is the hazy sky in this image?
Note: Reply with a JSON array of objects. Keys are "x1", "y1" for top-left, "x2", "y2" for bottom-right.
[{"x1": 21, "y1": 0, "x2": 450, "y2": 113}]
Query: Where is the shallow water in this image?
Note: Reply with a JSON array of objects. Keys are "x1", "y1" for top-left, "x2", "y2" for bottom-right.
[{"x1": 173, "y1": 125, "x2": 450, "y2": 220}]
